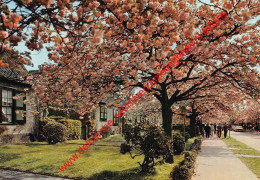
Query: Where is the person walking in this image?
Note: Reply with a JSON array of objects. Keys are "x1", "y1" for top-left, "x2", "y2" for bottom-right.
[
  {"x1": 217, "y1": 124, "x2": 222, "y2": 138},
  {"x1": 204, "y1": 124, "x2": 211, "y2": 138},
  {"x1": 210, "y1": 124, "x2": 214, "y2": 136},
  {"x1": 223, "y1": 123, "x2": 228, "y2": 138},
  {"x1": 214, "y1": 123, "x2": 217, "y2": 134}
]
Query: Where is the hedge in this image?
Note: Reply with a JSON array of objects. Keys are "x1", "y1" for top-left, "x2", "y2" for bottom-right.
[
  {"x1": 171, "y1": 136, "x2": 203, "y2": 180},
  {"x1": 43, "y1": 122, "x2": 67, "y2": 144},
  {"x1": 58, "y1": 119, "x2": 81, "y2": 140},
  {"x1": 39, "y1": 117, "x2": 56, "y2": 141},
  {"x1": 47, "y1": 115, "x2": 64, "y2": 121}
]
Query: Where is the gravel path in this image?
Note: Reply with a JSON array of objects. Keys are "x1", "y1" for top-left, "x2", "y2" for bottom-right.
[
  {"x1": 0, "y1": 169, "x2": 70, "y2": 180},
  {"x1": 192, "y1": 136, "x2": 258, "y2": 180}
]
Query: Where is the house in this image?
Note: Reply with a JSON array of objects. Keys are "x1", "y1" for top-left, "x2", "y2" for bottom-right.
[
  {"x1": 91, "y1": 95, "x2": 138, "y2": 135},
  {"x1": 0, "y1": 66, "x2": 37, "y2": 143},
  {"x1": 91, "y1": 97, "x2": 124, "y2": 134}
]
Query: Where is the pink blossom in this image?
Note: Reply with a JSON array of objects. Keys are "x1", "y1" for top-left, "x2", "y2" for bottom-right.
[
  {"x1": 0, "y1": 31, "x2": 8, "y2": 39},
  {"x1": 93, "y1": 1, "x2": 100, "y2": 7},
  {"x1": 186, "y1": 106, "x2": 192, "y2": 111},
  {"x1": 183, "y1": 13, "x2": 189, "y2": 19}
]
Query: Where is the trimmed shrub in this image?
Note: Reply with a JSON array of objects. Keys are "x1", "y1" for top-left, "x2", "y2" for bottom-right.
[
  {"x1": 58, "y1": 119, "x2": 81, "y2": 140},
  {"x1": 43, "y1": 122, "x2": 67, "y2": 144},
  {"x1": 181, "y1": 132, "x2": 190, "y2": 142},
  {"x1": 171, "y1": 136, "x2": 203, "y2": 180},
  {"x1": 190, "y1": 136, "x2": 203, "y2": 151},
  {"x1": 171, "y1": 151, "x2": 198, "y2": 180},
  {"x1": 120, "y1": 143, "x2": 131, "y2": 154},
  {"x1": 39, "y1": 117, "x2": 56, "y2": 141},
  {"x1": 48, "y1": 116, "x2": 64, "y2": 121},
  {"x1": 172, "y1": 131, "x2": 185, "y2": 154}
]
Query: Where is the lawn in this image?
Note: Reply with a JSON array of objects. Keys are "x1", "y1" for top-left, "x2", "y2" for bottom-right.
[
  {"x1": 0, "y1": 135, "x2": 183, "y2": 179},
  {"x1": 222, "y1": 136, "x2": 260, "y2": 179}
]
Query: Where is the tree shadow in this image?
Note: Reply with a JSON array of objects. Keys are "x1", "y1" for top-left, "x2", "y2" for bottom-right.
[
  {"x1": 24, "y1": 142, "x2": 49, "y2": 147},
  {"x1": 0, "y1": 152, "x2": 21, "y2": 164},
  {"x1": 87, "y1": 167, "x2": 156, "y2": 180}
]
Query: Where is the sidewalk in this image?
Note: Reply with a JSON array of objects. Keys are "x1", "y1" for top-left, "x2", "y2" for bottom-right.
[
  {"x1": 0, "y1": 169, "x2": 70, "y2": 180},
  {"x1": 192, "y1": 136, "x2": 258, "y2": 180}
]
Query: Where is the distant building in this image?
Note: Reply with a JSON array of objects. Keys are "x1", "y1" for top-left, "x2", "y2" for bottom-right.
[
  {"x1": 91, "y1": 97, "x2": 123, "y2": 134},
  {"x1": 0, "y1": 66, "x2": 38, "y2": 143}
]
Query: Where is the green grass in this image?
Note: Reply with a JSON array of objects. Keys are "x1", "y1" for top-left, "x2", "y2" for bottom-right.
[
  {"x1": 0, "y1": 135, "x2": 184, "y2": 179},
  {"x1": 222, "y1": 136, "x2": 260, "y2": 179},
  {"x1": 239, "y1": 157, "x2": 260, "y2": 179},
  {"x1": 223, "y1": 137, "x2": 260, "y2": 156}
]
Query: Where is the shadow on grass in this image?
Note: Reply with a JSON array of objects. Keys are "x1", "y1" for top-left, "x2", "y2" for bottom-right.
[
  {"x1": 0, "y1": 152, "x2": 21, "y2": 164},
  {"x1": 24, "y1": 142, "x2": 49, "y2": 147},
  {"x1": 87, "y1": 167, "x2": 155, "y2": 180}
]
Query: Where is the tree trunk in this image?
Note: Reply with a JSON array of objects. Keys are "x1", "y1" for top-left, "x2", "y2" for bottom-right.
[
  {"x1": 162, "y1": 104, "x2": 173, "y2": 138},
  {"x1": 161, "y1": 103, "x2": 174, "y2": 163}
]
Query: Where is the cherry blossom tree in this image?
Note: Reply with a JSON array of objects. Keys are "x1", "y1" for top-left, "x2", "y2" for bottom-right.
[{"x1": 1, "y1": 0, "x2": 259, "y2": 139}]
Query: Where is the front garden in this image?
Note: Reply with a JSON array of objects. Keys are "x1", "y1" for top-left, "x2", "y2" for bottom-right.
[{"x1": 0, "y1": 132, "x2": 203, "y2": 180}]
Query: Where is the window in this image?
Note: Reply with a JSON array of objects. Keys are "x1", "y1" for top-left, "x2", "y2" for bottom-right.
[
  {"x1": 1, "y1": 89, "x2": 13, "y2": 123},
  {"x1": 15, "y1": 92, "x2": 26, "y2": 121},
  {"x1": 113, "y1": 109, "x2": 120, "y2": 126},
  {"x1": 0, "y1": 88, "x2": 26, "y2": 124},
  {"x1": 100, "y1": 105, "x2": 107, "y2": 121}
]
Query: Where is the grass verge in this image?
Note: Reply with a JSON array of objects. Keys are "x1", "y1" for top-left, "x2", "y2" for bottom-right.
[{"x1": 222, "y1": 136, "x2": 260, "y2": 179}]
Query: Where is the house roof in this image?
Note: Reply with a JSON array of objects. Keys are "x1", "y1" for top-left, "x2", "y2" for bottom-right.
[
  {"x1": 0, "y1": 66, "x2": 28, "y2": 81},
  {"x1": 0, "y1": 66, "x2": 30, "y2": 87}
]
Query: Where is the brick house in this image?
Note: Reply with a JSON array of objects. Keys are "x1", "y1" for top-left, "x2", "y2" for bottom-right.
[{"x1": 0, "y1": 66, "x2": 38, "y2": 143}]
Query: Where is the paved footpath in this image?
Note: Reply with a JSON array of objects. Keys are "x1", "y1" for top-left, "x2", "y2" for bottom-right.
[
  {"x1": 230, "y1": 131, "x2": 260, "y2": 151},
  {"x1": 192, "y1": 136, "x2": 258, "y2": 180},
  {"x1": 0, "y1": 169, "x2": 70, "y2": 180}
]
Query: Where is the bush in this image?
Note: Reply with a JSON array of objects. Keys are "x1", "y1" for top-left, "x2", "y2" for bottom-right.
[
  {"x1": 171, "y1": 151, "x2": 198, "y2": 180},
  {"x1": 43, "y1": 122, "x2": 67, "y2": 144},
  {"x1": 0, "y1": 126, "x2": 7, "y2": 136},
  {"x1": 124, "y1": 124, "x2": 173, "y2": 172},
  {"x1": 180, "y1": 125, "x2": 202, "y2": 138},
  {"x1": 58, "y1": 119, "x2": 81, "y2": 140},
  {"x1": 172, "y1": 131, "x2": 185, "y2": 154},
  {"x1": 181, "y1": 132, "x2": 190, "y2": 142},
  {"x1": 120, "y1": 143, "x2": 131, "y2": 154},
  {"x1": 39, "y1": 117, "x2": 56, "y2": 141},
  {"x1": 123, "y1": 124, "x2": 132, "y2": 135},
  {"x1": 190, "y1": 136, "x2": 203, "y2": 151}
]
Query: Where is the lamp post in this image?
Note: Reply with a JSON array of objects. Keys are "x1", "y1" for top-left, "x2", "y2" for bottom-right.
[{"x1": 180, "y1": 105, "x2": 187, "y2": 150}]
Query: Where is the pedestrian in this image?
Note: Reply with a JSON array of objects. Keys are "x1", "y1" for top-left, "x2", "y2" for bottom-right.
[
  {"x1": 204, "y1": 124, "x2": 211, "y2": 138},
  {"x1": 223, "y1": 123, "x2": 228, "y2": 138},
  {"x1": 217, "y1": 123, "x2": 222, "y2": 138},
  {"x1": 214, "y1": 123, "x2": 217, "y2": 134},
  {"x1": 210, "y1": 124, "x2": 214, "y2": 136}
]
